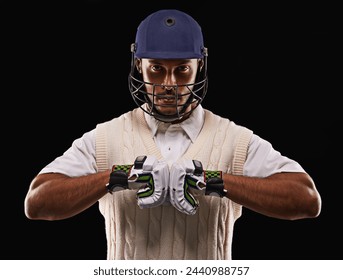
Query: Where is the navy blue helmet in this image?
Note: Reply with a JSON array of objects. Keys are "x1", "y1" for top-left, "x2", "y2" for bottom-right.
[{"x1": 128, "y1": 9, "x2": 208, "y2": 122}]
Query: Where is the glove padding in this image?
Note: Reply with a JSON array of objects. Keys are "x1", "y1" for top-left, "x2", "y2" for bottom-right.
[
  {"x1": 128, "y1": 155, "x2": 169, "y2": 209},
  {"x1": 169, "y1": 159, "x2": 206, "y2": 215}
]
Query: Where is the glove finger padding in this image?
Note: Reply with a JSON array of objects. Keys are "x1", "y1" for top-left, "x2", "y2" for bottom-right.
[
  {"x1": 169, "y1": 161, "x2": 203, "y2": 215},
  {"x1": 133, "y1": 157, "x2": 169, "y2": 209},
  {"x1": 128, "y1": 155, "x2": 156, "y2": 184},
  {"x1": 183, "y1": 159, "x2": 206, "y2": 192}
]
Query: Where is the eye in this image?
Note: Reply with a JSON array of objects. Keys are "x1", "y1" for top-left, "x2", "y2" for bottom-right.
[
  {"x1": 177, "y1": 65, "x2": 190, "y2": 72},
  {"x1": 151, "y1": 65, "x2": 163, "y2": 72}
]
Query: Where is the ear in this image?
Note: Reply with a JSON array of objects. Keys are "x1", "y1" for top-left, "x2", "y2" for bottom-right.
[
  {"x1": 198, "y1": 59, "x2": 204, "y2": 71},
  {"x1": 135, "y1": 58, "x2": 142, "y2": 73}
]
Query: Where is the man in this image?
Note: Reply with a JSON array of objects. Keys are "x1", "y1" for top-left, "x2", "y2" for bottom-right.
[{"x1": 24, "y1": 9, "x2": 321, "y2": 260}]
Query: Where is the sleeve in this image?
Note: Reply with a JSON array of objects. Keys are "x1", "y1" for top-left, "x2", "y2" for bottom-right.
[
  {"x1": 243, "y1": 134, "x2": 306, "y2": 177},
  {"x1": 38, "y1": 129, "x2": 97, "y2": 177}
]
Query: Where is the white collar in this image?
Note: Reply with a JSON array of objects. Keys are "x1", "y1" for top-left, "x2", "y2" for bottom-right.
[{"x1": 144, "y1": 104, "x2": 205, "y2": 143}]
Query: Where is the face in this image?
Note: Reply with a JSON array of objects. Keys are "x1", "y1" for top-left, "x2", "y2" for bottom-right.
[{"x1": 136, "y1": 58, "x2": 202, "y2": 118}]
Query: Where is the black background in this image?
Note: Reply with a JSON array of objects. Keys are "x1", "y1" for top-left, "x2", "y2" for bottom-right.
[{"x1": 2, "y1": 1, "x2": 340, "y2": 260}]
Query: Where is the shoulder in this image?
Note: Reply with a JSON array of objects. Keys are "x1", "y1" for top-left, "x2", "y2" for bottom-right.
[
  {"x1": 95, "y1": 108, "x2": 141, "y2": 129},
  {"x1": 203, "y1": 108, "x2": 253, "y2": 136}
]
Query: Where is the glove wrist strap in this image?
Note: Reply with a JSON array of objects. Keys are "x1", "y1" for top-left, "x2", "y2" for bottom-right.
[
  {"x1": 106, "y1": 164, "x2": 133, "y2": 194},
  {"x1": 204, "y1": 170, "x2": 227, "y2": 197}
]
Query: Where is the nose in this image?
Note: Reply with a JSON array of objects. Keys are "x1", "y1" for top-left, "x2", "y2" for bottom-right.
[
  {"x1": 162, "y1": 71, "x2": 176, "y2": 90},
  {"x1": 161, "y1": 85, "x2": 175, "y2": 91}
]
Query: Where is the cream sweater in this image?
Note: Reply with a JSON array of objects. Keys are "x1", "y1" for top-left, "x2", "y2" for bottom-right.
[{"x1": 95, "y1": 107, "x2": 252, "y2": 260}]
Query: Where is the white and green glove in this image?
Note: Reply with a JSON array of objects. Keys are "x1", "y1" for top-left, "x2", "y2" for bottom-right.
[
  {"x1": 169, "y1": 159, "x2": 205, "y2": 215},
  {"x1": 129, "y1": 155, "x2": 169, "y2": 209},
  {"x1": 107, "y1": 155, "x2": 169, "y2": 209},
  {"x1": 169, "y1": 159, "x2": 226, "y2": 215}
]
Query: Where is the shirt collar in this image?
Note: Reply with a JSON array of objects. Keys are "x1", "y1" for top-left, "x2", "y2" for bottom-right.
[{"x1": 144, "y1": 105, "x2": 205, "y2": 143}]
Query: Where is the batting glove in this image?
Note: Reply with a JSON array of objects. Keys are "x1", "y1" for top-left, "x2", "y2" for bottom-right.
[
  {"x1": 129, "y1": 155, "x2": 169, "y2": 209},
  {"x1": 169, "y1": 159, "x2": 227, "y2": 215},
  {"x1": 169, "y1": 159, "x2": 204, "y2": 215}
]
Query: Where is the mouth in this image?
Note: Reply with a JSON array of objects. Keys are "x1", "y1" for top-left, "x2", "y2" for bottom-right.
[
  {"x1": 154, "y1": 93, "x2": 181, "y2": 104},
  {"x1": 156, "y1": 98, "x2": 185, "y2": 110},
  {"x1": 158, "y1": 94, "x2": 176, "y2": 99},
  {"x1": 158, "y1": 95, "x2": 178, "y2": 101}
]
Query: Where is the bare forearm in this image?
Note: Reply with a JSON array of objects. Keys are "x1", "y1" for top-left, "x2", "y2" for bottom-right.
[
  {"x1": 224, "y1": 172, "x2": 321, "y2": 220},
  {"x1": 24, "y1": 171, "x2": 111, "y2": 220}
]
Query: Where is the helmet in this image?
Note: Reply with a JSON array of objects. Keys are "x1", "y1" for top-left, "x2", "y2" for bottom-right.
[{"x1": 128, "y1": 9, "x2": 208, "y2": 123}]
